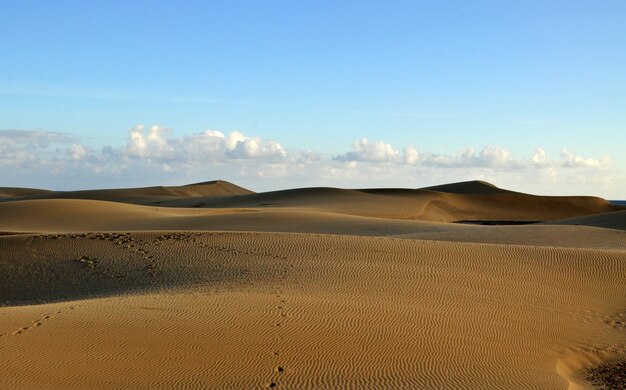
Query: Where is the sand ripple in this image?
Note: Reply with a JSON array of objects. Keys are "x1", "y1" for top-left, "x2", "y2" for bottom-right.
[{"x1": 0, "y1": 232, "x2": 624, "y2": 389}]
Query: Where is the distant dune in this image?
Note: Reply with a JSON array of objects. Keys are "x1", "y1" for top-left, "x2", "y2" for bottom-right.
[
  {"x1": 142, "y1": 180, "x2": 625, "y2": 223},
  {"x1": 0, "y1": 180, "x2": 624, "y2": 389},
  {"x1": 1, "y1": 180, "x2": 621, "y2": 231},
  {"x1": 0, "y1": 187, "x2": 54, "y2": 198},
  {"x1": 0, "y1": 180, "x2": 253, "y2": 205}
]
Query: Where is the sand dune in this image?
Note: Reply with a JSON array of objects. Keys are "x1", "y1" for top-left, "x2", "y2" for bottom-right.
[
  {"x1": 161, "y1": 182, "x2": 622, "y2": 222},
  {"x1": 3, "y1": 182, "x2": 620, "y2": 228},
  {"x1": 0, "y1": 186, "x2": 53, "y2": 198},
  {"x1": 2, "y1": 180, "x2": 620, "y2": 223},
  {"x1": 0, "y1": 180, "x2": 624, "y2": 389},
  {"x1": 0, "y1": 180, "x2": 253, "y2": 205},
  {"x1": 1, "y1": 199, "x2": 625, "y2": 252},
  {"x1": 0, "y1": 198, "x2": 450, "y2": 234},
  {"x1": 419, "y1": 179, "x2": 519, "y2": 194},
  {"x1": 1, "y1": 232, "x2": 624, "y2": 389}
]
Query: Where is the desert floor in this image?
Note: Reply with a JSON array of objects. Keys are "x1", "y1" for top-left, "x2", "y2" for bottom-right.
[{"x1": 1, "y1": 180, "x2": 624, "y2": 389}]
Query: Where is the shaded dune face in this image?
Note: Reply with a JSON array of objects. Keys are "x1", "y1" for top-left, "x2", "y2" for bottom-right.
[{"x1": 0, "y1": 180, "x2": 624, "y2": 389}]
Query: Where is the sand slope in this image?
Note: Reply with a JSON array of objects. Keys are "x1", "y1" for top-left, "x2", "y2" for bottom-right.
[{"x1": 1, "y1": 232, "x2": 624, "y2": 389}]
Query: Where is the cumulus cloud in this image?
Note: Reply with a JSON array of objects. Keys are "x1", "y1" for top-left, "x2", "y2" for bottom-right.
[
  {"x1": 425, "y1": 148, "x2": 475, "y2": 167},
  {"x1": 423, "y1": 145, "x2": 514, "y2": 168},
  {"x1": 335, "y1": 138, "x2": 399, "y2": 163},
  {"x1": 0, "y1": 129, "x2": 78, "y2": 169},
  {"x1": 0, "y1": 126, "x2": 621, "y2": 198},
  {"x1": 560, "y1": 149, "x2": 609, "y2": 169},
  {"x1": 127, "y1": 125, "x2": 174, "y2": 159},
  {"x1": 532, "y1": 148, "x2": 547, "y2": 165},
  {"x1": 224, "y1": 132, "x2": 286, "y2": 160},
  {"x1": 127, "y1": 127, "x2": 288, "y2": 163},
  {"x1": 403, "y1": 146, "x2": 419, "y2": 165},
  {"x1": 479, "y1": 145, "x2": 511, "y2": 167}
]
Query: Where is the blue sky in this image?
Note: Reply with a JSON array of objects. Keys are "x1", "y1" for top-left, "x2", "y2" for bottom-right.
[{"x1": 1, "y1": 1, "x2": 624, "y2": 197}]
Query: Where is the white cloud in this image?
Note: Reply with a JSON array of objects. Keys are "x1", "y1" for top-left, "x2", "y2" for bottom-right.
[
  {"x1": 127, "y1": 125, "x2": 147, "y2": 156},
  {"x1": 129, "y1": 127, "x2": 288, "y2": 162},
  {"x1": 479, "y1": 145, "x2": 511, "y2": 167},
  {"x1": 70, "y1": 144, "x2": 87, "y2": 160},
  {"x1": 336, "y1": 138, "x2": 398, "y2": 162},
  {"x1": 225, "y1": 134, "x2": 286, "y2": 160},
  {"x1": 0, "y1": 129, "x2": 77, "y2": 169},
  {"x1": 127, "y1": 125, "x2": 174, "y2": 159},
  {"x1": 0, "y1": 127, "x2": 622, "y2": 198},
  {"x1": 423, "y1": 145, "x2": 514, "y2": 168},
  {"x1": 560, "y1": 149, "x2": 610, "y2": 169},
  {"x1": 224, "y1": 131, "x2": 247, "y2": 150},
  {"x1": 403, "y1": 146, "x2": 419, "y2": 165},
  {"x1": 532, "y1": 148, "x2": 547, "y2": 165},
  {"x1": 425, "y1": 148, "x2": 475, "y2": 167}
]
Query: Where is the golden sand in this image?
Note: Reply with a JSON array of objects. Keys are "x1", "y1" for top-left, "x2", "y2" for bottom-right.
[{"x1": 1, "y1": 180, "x2": 624, "y2": 389}]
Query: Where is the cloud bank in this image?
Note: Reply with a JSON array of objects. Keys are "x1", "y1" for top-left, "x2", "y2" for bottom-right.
[{"x1": 0, "y1": 126, "x2": 620, "y2": 198}]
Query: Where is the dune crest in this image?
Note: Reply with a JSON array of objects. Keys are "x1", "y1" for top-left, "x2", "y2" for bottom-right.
[
  {"x1": 0, "y1": 180, "x2": 253, "y2": 205},
  {"x1": 419, "y1": 179, "x2": 514, "y2": 194}
]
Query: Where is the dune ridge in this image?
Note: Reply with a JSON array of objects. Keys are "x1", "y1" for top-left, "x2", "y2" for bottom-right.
[
  {"x1": 419, "y1": 179, "x2": 518, "y2": 194},
  {"x1": 0, "y1": 180, "x2": 253, "y2": 205}
]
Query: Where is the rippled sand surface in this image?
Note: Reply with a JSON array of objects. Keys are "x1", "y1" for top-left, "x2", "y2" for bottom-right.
[{"x1": 1, "y1": 181, "x2": 624, "y2": 389}]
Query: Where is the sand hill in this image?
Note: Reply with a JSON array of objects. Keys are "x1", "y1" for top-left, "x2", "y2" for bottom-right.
[
  {"x1": 0, "y1": 187, "x2": 54, "y2": 198},
  {"x1": 0, "y1": 180, "x2": 624, "y2": 389},
  {"x1": 0, "y1": 180, "x2": 253, "y2": 205}
]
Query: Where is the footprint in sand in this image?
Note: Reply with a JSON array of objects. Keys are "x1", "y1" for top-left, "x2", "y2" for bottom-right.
[
  {"x1": 12, "y1": 327, "x2": 28, "y2": 335},
  {"x1": 9, "y1": 306, "x2": 79, "y2": 336}
]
